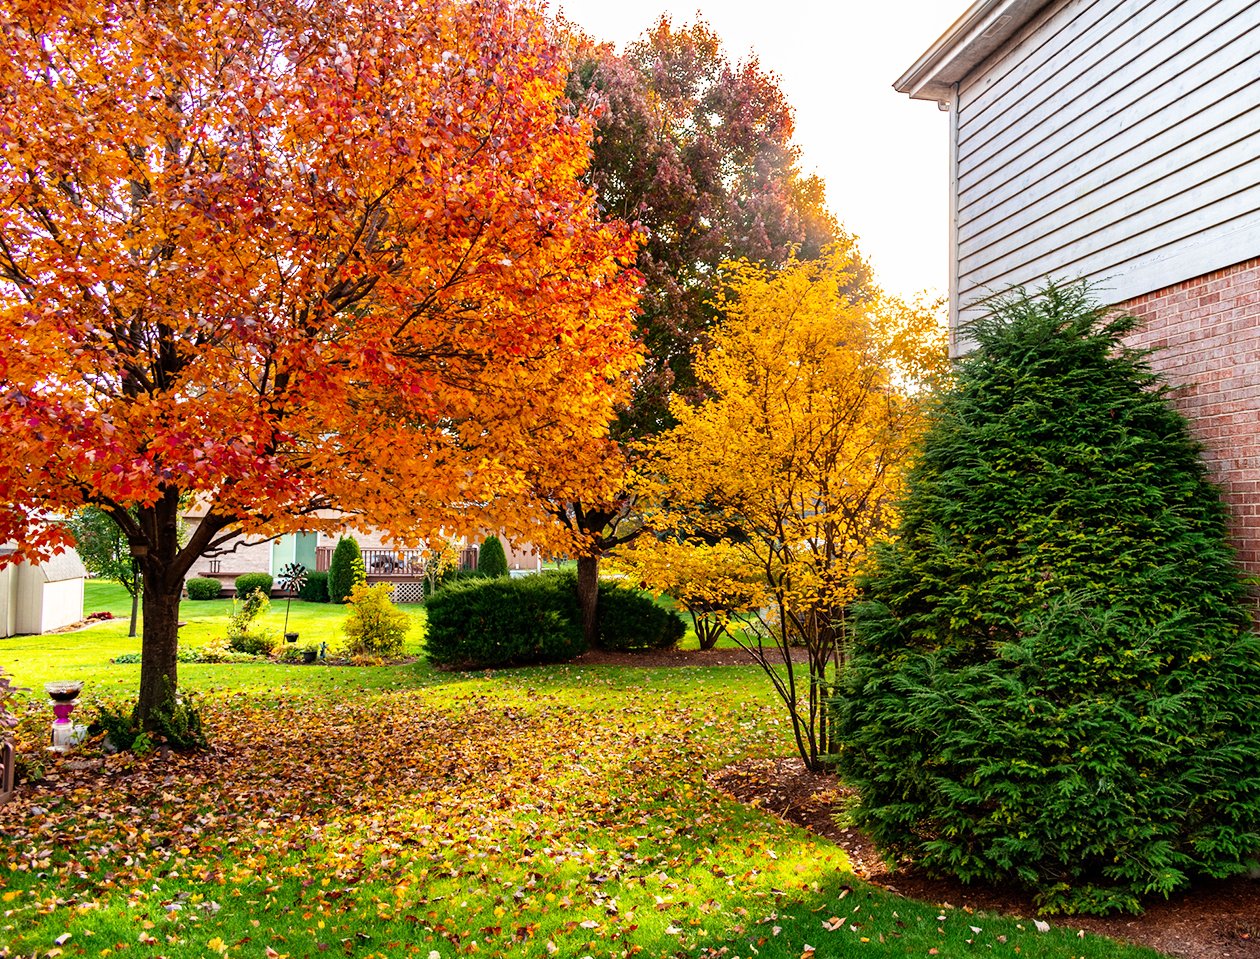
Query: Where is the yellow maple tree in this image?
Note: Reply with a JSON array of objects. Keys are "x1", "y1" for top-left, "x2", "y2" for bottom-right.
[{"x1": 631, "y1": 246, "x2": 945, "y2": 768}]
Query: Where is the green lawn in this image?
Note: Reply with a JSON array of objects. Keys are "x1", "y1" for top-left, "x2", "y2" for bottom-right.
[{"x1": 0, "y1": 584, "x2": 1164, "y2": 959}]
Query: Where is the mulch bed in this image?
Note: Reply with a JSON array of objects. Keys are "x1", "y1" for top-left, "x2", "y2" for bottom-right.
[
  {"x1": 573, "y1": 646, "x2": 811, "y2": 668},
  {"x1": 711, "y1": 757, "x2": 1260, "y2": 959}
]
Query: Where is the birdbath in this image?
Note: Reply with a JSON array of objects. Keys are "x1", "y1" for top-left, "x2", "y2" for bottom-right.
[{"x1": 45, "y1": 681, "x2": 85, "y2": 753}]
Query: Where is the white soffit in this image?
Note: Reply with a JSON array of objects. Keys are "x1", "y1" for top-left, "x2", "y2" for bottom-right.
[{"x1": 894, "y1": 0, "x2": 1051, "y2": 104}]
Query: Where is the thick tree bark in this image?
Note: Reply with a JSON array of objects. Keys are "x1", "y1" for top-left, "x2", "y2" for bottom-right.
[
  {"x1": 136, "y1": 572, "x2": 181, "y2": 726},
  {"x1": 576, "y1": 554, "x2": 599, "y2": 648}
]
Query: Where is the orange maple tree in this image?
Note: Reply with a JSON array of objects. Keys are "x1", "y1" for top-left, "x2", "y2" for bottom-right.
[{"x1": 0, "y1": 0, "x2": 640, "y2": 722}]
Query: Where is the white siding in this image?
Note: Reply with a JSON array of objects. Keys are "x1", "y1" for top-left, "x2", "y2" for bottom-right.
[{"x1": 953, "y1": 0, "x2": 1260, "y2": 329}]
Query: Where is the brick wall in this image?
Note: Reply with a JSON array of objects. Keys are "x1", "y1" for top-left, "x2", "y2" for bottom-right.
[{"x1": 1122, "y1": 257, "x2": 1260, "y2": 584}]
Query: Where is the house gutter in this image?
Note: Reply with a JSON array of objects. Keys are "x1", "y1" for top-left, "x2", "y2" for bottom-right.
[{"x1": 893, "y1": 0, "x2": 1051, "y2": 107}]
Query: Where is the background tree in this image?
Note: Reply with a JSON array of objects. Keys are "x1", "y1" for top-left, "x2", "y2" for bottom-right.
[
  {"x1": 478, "y1": 535, "x2": 509, "y2": 578},
  {"x1": 835, "y1": 285, "x2": 1260, "y2": 914},
  {"x1": 65, "y1": 507, "x2": 142, "y2": 637},
  {"x1": 0, "y1": 0, "x2": 639, "y2": 725},
  {"x1": 611, "y1": 538, "x2": 760, "y2": 650},
  {"x1": 550, "y1": 18, "x2": 863, "y2": 643},
  {"x1": 635, "y1": 249, "x2": 944, "y2": 769}
]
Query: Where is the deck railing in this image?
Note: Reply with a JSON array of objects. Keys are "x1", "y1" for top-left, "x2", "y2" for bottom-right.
[{"x1": 313, "y1": 544, "x2": 480, "y2": 576}]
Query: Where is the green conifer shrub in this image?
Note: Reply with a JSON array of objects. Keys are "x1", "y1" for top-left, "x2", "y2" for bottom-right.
[
  {"x1": 835, "y1": 284, "x2": 1260, "y2": 916},
  {"x1": 327, "y1": 537, "x2": 363, "y2": 603},
  {"x1": 478, "y1": 534, "x2": 509, "y2": 577}
]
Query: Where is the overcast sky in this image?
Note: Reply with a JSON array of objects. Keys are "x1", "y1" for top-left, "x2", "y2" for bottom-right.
[{"x1": 547, "y1": 0, "x2": 963, "y2": 301}]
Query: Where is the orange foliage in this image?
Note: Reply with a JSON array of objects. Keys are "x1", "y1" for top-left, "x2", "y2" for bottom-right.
[
  {"x1": 0, "y1": 0, "x2": 639, "y2": 555},
  {"x1": 0, "y1": 0, "x2": 639, "y2": 712}
]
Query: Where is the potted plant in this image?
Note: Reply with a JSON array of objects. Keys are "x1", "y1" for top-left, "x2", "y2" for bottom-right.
[
  {"x1": 277, "y1": 562, "x2": 307, "y2": 643},
  {"x1": 301, "y1": 643, "x2": 319, "y2": 665}
]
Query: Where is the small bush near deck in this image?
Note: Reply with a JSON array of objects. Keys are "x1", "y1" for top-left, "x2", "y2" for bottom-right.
[
  {"x1": 328, "y1": 537, "x2": 362, "y2": 603},
  {"x1": 234, "y1": 572, "x2": 273, "y2": 598},
  {"x1": 426, "y1": 575, "x2": 584, "y2": 668},
  {"x1": 835, "y1": 285, "x2": 1260, "y2": 916},
  {"x1": 341, "y1": 583, "x2": 410, "y2": 658},
  {"x1": 478, "y1": 534, "x2": 509, "y2": 578},
  {"x1": 597, "y1": 581, "x2": 685, "y2": 651},
  {"x1": 297, "y1": 570, "x2": 329, "y2": 602},
  {"x1": 185, "y1": 577, "x2": 223, "y2": 601}
]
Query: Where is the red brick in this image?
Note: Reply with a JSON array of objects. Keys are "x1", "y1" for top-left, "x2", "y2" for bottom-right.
[{"x1": 1121, "y1": 257, "x2": 1260, "y2": 575}]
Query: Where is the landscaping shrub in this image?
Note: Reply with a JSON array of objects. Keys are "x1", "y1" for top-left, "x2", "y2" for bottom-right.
[
  {"x1": 596, "y1": 580, "x2": 685, "y2": 651},
  {"x1": 834, "y1": 284, "x2": 1260, "y2": 916},
  {"x1": 185, "y1": 577, "x2": 223, "y2": 600},
  {"x1": 234, "y1": 572, "x2": 273, "y2": 598},
  {"x1": 478, "y1": 534, "x2": 509, "y2": 577},
  {"x1": 341, "y1": 583, "x2": 410, "y2": 658},
  {"x1": 327, "y1": 536, "x2": 363, "y2": 603},
  {"x1": 226, "y1": 588, "x2": 276, "y2": 655},
  {"x1": 298, "y1": 570, "x2": 329, "y2": 602},
  {"x1": 426, "y1": 575, "x2": 584, "y2": 668}
]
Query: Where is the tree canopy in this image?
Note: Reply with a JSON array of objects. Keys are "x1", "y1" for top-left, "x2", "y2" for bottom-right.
[{"x1": 0, "y1": 0, "x2": 640, "y2": 719}]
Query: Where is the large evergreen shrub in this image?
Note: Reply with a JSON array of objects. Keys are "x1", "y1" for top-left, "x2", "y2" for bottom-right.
[
  {"x1": 478, "y1": 534, "x2": 509, "y2": 577},
  {"x1": 327, "y1": 537, "x2": 362, "y2": 604},
  {"x1": 835, "y1": 284, "x2": 1260, "y2": 915},
  {"x1": 425, "y1": 575, "x2": 584, "y2": 668}
]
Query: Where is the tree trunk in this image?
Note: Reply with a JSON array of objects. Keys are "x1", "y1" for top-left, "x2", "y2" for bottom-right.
[
  {"x1": 128, "y1": 579, "x2": 140, "y2": 638},
  {"x1": 576, "y1": 555, "x2": 599, "y2": 648},
  {"x1": 136, "y1": 568, "x2": 181, "y2": 727}
]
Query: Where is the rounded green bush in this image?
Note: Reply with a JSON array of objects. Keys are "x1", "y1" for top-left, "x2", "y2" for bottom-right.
[
  {"x1": 233, "y1": 572, "x2": 273, "y2": 598},
  {"x1": 425, "y1": 575, "x2": 584, "y2": 668},
  {"x1": 298, "y1": 570, "x2": 329, "y2": 602},
  {"x1": 327, "y1": 537, "x2": 362, "y2": 604},
  {"x1": 185, "y1": 577, "x2": 223, "y2": 601},
  {"x1": 478, "y1": 535, "x2": 509, "y2": 577},
  {"x1": 835, "y1": 285, "x2": 1260, "y2": 916},
  {"x1": 596, "y1": 581, "x2": 685, "y2": 651}
]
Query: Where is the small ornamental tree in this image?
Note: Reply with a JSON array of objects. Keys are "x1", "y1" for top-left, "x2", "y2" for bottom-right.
[
  {"x1": 835, "y1": 284, "x2": 1260, "y2": 915},
  {"x1": 327, "y1": 538, "x2": 363, "y2": 605},
  {"x1": 478, "y1": 535, "x2": 509, "y2": 578},
  {"x1": 636, "y1": 249, "x2": 944, "y2": 770}
]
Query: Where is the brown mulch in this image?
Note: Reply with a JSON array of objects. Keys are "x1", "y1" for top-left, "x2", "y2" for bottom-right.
[
  {"x1": 573, "y1": 645, "x2": 811, "y2": 668},
  {"x1": 711, "y1": 756, "x2": 1260, "y2": 959}
]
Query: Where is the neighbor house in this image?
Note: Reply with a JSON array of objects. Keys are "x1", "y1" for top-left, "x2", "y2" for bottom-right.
[
  {"x1": 0, "y1": 546, "x2": 87, "y2": 636},
  {"x1": 898, "y1": 0, "x2": 1260, "y2": 577},
  {"x1": 182, "y1": 507, "x2": 543, "y2": 601}
]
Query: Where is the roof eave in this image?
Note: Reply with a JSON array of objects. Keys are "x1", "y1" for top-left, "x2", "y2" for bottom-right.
[{"x1": 894, "y1": 0, "x2": 1050, "y2": 103}]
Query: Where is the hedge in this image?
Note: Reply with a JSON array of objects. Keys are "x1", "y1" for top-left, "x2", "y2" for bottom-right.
[{"x1": 185, "y1": 577, "x2": 223, "y2": 601}]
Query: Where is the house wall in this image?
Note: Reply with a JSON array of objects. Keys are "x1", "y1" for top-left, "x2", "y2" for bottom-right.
[
  {"x1": 952, "y1": 0, "x2": 1260, "y2": 335},
  {"x1": 184, "y1": 520, "x2": 274, "y2": 585},
  {"x1": 1122, "y1": 257, "x2": 1260, "y2": 579}
]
